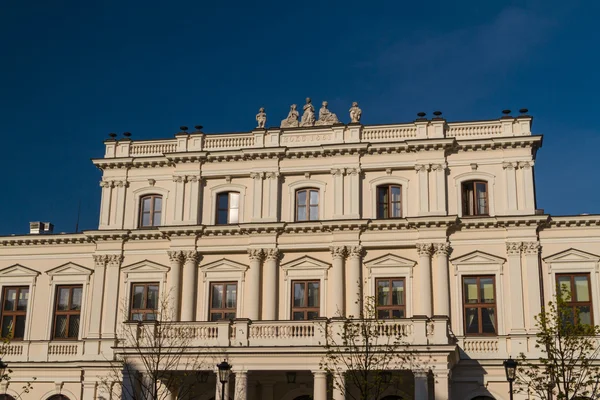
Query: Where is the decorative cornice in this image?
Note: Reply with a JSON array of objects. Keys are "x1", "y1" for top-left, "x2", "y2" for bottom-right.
[{"x1": 0, "y1": 234, "x2": 93, "y2": 247}]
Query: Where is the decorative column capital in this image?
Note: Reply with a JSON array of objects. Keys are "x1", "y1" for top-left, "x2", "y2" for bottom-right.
[
  {"x1": 264, "y1": 248, "x2": 281, "y2": 261},
  {"x1": 250, "y1": 172, "x2": 265, "y2": 180},
  {"x1": 167, "y1": 250, "x2": 185, "y2": 263},
  {"x1": 348, "y1": 167, "x2": 361, "y2": 176},
  {"x1": 416, "y1": 243, "x2": 434, "y2": 257},
  {"x1": 502, "y1": 162, "x2": 517, "y2": 170},
  {"x1": 99, "y1": 180, "x2": 111, "y2": 188},
  {"x1": 523, "y1": 241, "x2": 541, "y2": 255},
  {"x1": 431, "y1": 163, "x2": 447, "y2": 171},
  {"x1": 347, "y1": 246, "x2": 364, "y2": 259},
  {"x1": 518, "y1": 161, "x2": 534, "y2": 169},
  {"x1": 330, "y1": 246, "x2": 347, "y2": 260},
  {"x1": 265, "y1": 171, "x2": 280, "y2": 180},
  {"x1": 506, "y1": 242, "x2": 523, "y2": 256},
  {"x1": 186, "y1": 175, "x2": 201, "y2": 183},
  {"x1": 114, "y1": 180, "x2": 129, "y2": 188},
  {"x1": 330, "y1": 168, "x2": 345, "y2": 177},
  {"x1": 106, "y1": 254, "x2": 123, "y2": 268},
  {"x1": 172, "y1": 175, "x2": 187, "y2": 183},
  {"x1": 434, "y1": 243, "x2": 452, "y2": 256},
  {"x1": 415, "y1": 164, "x2": 429, "y2": 173},
  {"x1": 247, "y1": 248, "x2": 264, "y2": 261},
  {"x1": 413, "y1": 369, "x2": 429, "y2": 378},
  {"x1": 183, "y1": 250, "x2": 201, "y2": 263},
  {"x1": 93, "y1": 254, "x2": 108, "y2": 268}
]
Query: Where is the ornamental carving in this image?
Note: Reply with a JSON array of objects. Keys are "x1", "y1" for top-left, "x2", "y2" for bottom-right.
[
  {"x1": 173, "y1": 175, "x2": 187, "y2": 183},
  {"x1": 300, "y1": 98, "x2": 316, "y2": 127},
  {"x1": 523, "y1": 241, "x2": 541, "y2": 255},
  {"x1": 167, "y1": 250, "x2": 185, "y2": 263},
  {"x1": 506, "y1": 242, "x2": 522, "y2": 255},
  {"x1": 330, "y1": 168, "x2": 345, "y2": 177},
  {"x1": 347, "y1": 246, "x2": 364, "y2": 259},
  {"x1": 416, "y1": 243, "x2": 433, "y2": 257},
  {"x1": 349, "y1": 102, "x2": 362, "y2": 123},
  {"x1": 247, "y1": 248, "x2": 264, "y2": 261},
  {"x1": 93, "y1": 254, "x2": 107, "y2": 268},
  {"x1": 256, "y1": 107, "x2": 266, "y2": 129},
  {"x1": 250, "y1": 172, "x2": 264, "y2": 180},
  {"x1": 183, "y1": 251, "x2": 200, "y2": 263},
  {"x1": 330, "y1": 246, "x2": 347, "y2": 260},
  {"x1": 415, "y1": 164, "x2": 429, "y2": 173},
  {"x1": 106, "y1": 254, "x2": 123, "y2": 267},
  {"x1": 434, "y1": 243, "x2": 452, "y2": 256},
  {"x1": 315, "y1": 101, "x2": 340, "y2": 126},
  {"x1": 264, "y1": 248, "x2": 281, "y2": 261},
  {"x1": 265, "y1": 172, "x2": 280, "y2": 180},
  {"x1": 280, "y1": 104, "x2": 299, "y2": 128}
]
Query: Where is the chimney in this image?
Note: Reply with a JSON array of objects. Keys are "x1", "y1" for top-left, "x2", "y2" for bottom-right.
[{"x1": 29, "y1": 222, "x2": 54, "y2": 234}]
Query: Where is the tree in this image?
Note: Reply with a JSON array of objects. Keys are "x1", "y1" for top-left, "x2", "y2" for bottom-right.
[
  {"x1": 0, "y1": 337, "x2": 35, "y2": 397},
  {"x1": 319, "y1": 292, "x2": 419, "y2": 400},
  {"x1": 100, "y1": 292, "x2": 211, "y2": 400},
  {"x1": 516, "y1": 288, "x2": 600, "y2": 400}
]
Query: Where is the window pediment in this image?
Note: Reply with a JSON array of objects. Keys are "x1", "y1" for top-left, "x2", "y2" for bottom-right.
[
  {"x1": 281, "y1": 256, "x2": 330, "y2": 272},
  {"x1": 364, "y1": 254, "x2": 416, "y2": 268},
  {"x1": 121, "y1": 260, "x2": 170, "y2": 274},
  {"x1": 200, "y1": 258, "x2": 249, "y2": 273},
  {"x1": 47, "y1": 262, "x2": 93, "y2": 277},
  {"x1": 451, "y1": 251, "x2": 506, "y2": 265},
  {"x1": 0, "y1": 264, "x2": 40, "y2": 278},
  {"x1": 543, "y1": 248, "x2": 600, "y2": 264}
]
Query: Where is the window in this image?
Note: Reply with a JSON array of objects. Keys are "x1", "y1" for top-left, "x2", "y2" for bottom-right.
[
  {"x1": 47, "y1": 396, "x2": 71, "y2": 400},
  {"x1": 463, "y1": 276, "x2": 497, "y2": 335},
  {"x1": 556, "y1": 273, "x2": 593, "y2": 325},
  {"x1": 139, "y1": 194, "x2": 162, "y2": 227},
  {"x1": 209, "y1": 282, "x2": 237, "y2": 321},
  {"x1": 0, "y1": 396, "x2": 17, "y2": 400},
  {"x1": 129, "y1": 283, "x2": 159, "y2": 321},
  {"x1": 376, "y1": 278, "x2": 405, "y2": 319},
  {"x1": 376, "y1": 185, "x2": 402, "y2": 219},
  {"x1": 216, "y1": 192, "x2": 240, "y2": 225},
  {"x1": 291, "y1": 280, "x2": 319, "y2": 320},
  {"x1": 296, "y1": 189, "x2": 319, "y2": 221},
  {"x1": 52, "y1": 285, "x2": 82, "y2": 339},
  {"x1": 462, "y1": 181, "x2": 488, "y2": 216},
  {"x1": 1, "y1": 286, "x2": 28, "y2": 339}
]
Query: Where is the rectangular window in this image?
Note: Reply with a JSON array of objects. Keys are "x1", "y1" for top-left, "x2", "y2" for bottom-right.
[
  {"x1": 53, "y1": 285, "x2": 83, "y2": 340},
  {"x1": 209, "y1": 282, "x2": 237, "y2": 321},
  {"x1": 291, "y1": 280, "x2": 320, "y2": 320},
  {"x1": 462, "y1": 181, "x2": 489, "y2": 216},
  {"x1": 376, "y1": 278, "x2": 405, "y2": 319},
  {"x1": 1, "y1": 286, "x2": 29, "y2": 339},
  {"x1": 296, "y1": 189, "x2": 319, "y2": 221},
  {"x1": 216, "y1": 192, "x2": 240, "y2": 225},
  {"x1": 556, "y1": 273, "x2": 593, "y2": 325},
  {"x1": 376, "y1": 185, "x2": 402, "y2": 219},
  {"x1": 129, "y1": 283, "x2": 159, "y2": 321},
  {"x1": 462, "y1": 276, "x2": 497, "y2": 335}
]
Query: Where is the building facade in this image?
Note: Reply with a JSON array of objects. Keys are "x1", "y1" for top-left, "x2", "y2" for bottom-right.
[{"x1": 1, "y1": 107, "x2": 599, "y2": 400}]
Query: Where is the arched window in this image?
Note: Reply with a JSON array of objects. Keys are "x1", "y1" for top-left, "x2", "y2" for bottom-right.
[
  {"x1": 296, "y1": 188, "x2": 319, "y2": 221},
  {"x1": 216, "y1": 192, "x2": 240, "y2": 225},
  {"x1": 376, "y1": 184, "x2": 402, "y2": 218},
  {"x1": 47, "y1": 395, "x2": 71, "y2": 400},
  {"x1": 462, "y1": 181, "x2": 488, "y2": 216},
  {"x1": 0, "y1": 395, "x2": 17, "y2": 400},
  {"x1": 139, "y1": 194, "x2": 162, "y2": 227}
]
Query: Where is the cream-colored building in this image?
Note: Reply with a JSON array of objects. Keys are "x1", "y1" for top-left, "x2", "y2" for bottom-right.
[{"x1": 1, "y1": 106, "x2": 599, "y2": 400}]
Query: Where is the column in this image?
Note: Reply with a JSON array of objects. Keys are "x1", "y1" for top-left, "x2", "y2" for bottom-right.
[
  {"x1": 173, "y1": 175, "x2": 186, "y2": 223},
  {"x1": 246, "y1": 249, "x2": 263, "y2": 320},
  {"x1": 215, "y1": 376, "x2": 230, "y2": 400},
  {"x1": 433, "y1": 243, "x2": 451, "y2": 317},
  {"x1": 506, "y1": 242, "x2": 526, "y2": 333},
  {"x1": 521, "y1": 162, "x2": 535, "y2": 211},
  {"x1": 250, "y1": 172, "x2": 264, "y2": 221},
  {"x1": 431, "y1": 164, "x2": 446, "y2": 214},
  {"x1": 333, "y1": 372, "x2": 345, "y2": 400},
  {"x1": 88, "y1": 255, "x2": 107, "y2": 338},
  {"x1": 121, "y1": 367, "x2": 135, "y2": 400},
  {"x1": 99, "y1": 180, "x2": 113, "y2": 227},
  {"x1": 186, "y1": 175, "x2": 201, "y2": 224},
  {"x1": 434, "y1": 371, "x2": 450, "y2": 400},
  {"x1": 523, "y1": 241, "x2": 542, "y2": 331},
  {"x1": 262, "y1": 249, "x2": 280, "y2": 320},
  {"x1": 416, "y1": 165, "x2": 430, "y2": 214},
  {"x1": 503, "y1": 162, "x2": 518, "y2": 212},
  {"x1": 167, "y1": 250, "x2": 184, "y2": 320},
  {"x1": 414, "y1": 370, "x2": 429, "y2": 400},
  {"x1": 347, "y1": 168, "x2": 361, "y2": 218},
  {"x1": 415, "y1": 244, "x2": 433, "y2": 317},
  {"x1": 234, "y1": 371, "x2": 248, "y2": 400},
  {"x1": 264, "y1": 172, "x2": 280, "y2": 221},
  {"x1": 114, "y1": 180, "x2": 128, "y2": 228},
  {"x1": 328, "y1": 246, "x2": 346, "y2": 317},
  {"x1": 313, "y1": 371, "x2": 328, "y2": 400},
  {"x1": 102, "y1": 254, "x2": 123, "y2": 338},
  {"x1": 346, "y1": 246, "x2": 363, "y2": 318},
  {"x1": 331, "y1": 168, "x2": 345, "y2": 218},
  {"x1": 181, "y1": 251, "x2": 200, "y2": 321}
]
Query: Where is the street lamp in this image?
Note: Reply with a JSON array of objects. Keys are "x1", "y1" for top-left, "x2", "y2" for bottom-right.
[
  {"x1": 217, "y1": 359, "x2": 232, "y2": 400},
  {"x1": 504, "y1": 357, "x2": 518, "y2": 400}
]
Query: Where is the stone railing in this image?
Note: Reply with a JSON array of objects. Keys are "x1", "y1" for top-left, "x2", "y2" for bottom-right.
[
  {"x1": 103, "y1": 117, "x2": 533, "y2": 158},
  {"x1": 48, "y1": 343, "x2": 79, "y2": 356},
  {"x1": 457, "y1": 335, "x2": 550, "y2": 360}
]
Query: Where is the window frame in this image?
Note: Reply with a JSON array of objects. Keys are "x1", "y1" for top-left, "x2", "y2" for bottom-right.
[
  {"x1": 376, "y1": 185, "x2": 402, "y2": 219},
  {"x1": 462, "y1": 275, "x2": 498, "y2": 336},
  {"x1": 52, "y1": 285, "x2": 83, "y2": 340},
  {"x1": 461, "y1": 180, "x2": 489, "y2": 217},
  {"x1": 555, "y1": 273, "x2": 594, "y2": 325},
  {"x1": 0, "y1": 286, "x2": 29, "y2": 340},
  {"x1": 138, "y1": 194, "x2": 163, "y2": 228},
  {"x1": 215, "y1": 191, "x2": 241, "y2": 225},
  {"x1": 295, "y1": 188, "x2": 319, "y2": 222},
  {"x1": 208, "y1": 281, "x2": 238, "y2": 321},
  {"x1": 375, "y1": 278, "x2": 406, "y2": 319},
  {"x1": 291, "y1": 280, "x2": 320, "y2": 320},
  {"x1": 129, "y1": 282, "x2": 160, "y2": 322}
]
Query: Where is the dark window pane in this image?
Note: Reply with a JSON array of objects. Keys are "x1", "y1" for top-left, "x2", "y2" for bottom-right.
[
  {"x1": 146, "y1": 313, "x2": 156, "y2": 321},
  {"x1": 68, "y1": 315, "x2": 80, "y2": 338},
  {"x1": 292, "y1": 312, "x2": 304, "y2": 321},
  {"x1": 293, "y1": 283, "x2": 305, "y2": 307},
  {"x1": 2, "y1": 316, "x2": 13, "y2": 337},
  {"x1": 481, "y1": 308, "x2": 496, "y2": 334},
  {"x1": 225, "y1": 312, "x2": 236, "y2": 320},
  {"x1": 226, "y1": 284, "x2": 237, "y2": 308},
  {"x1": 55, "y1": 315, "x2": 68, "y2": 338},
  {"x1": 153, "y1": 211, "x2": 161, "y2": 226},
  {"x1": 307, "y1": 311, "x2": 319, "y2": 320},
  {"x1": 309, "y1": 206, "x2": 319, "y2": 220},
  {"x1": 378, "y1": 281, "x2": 389, "y2": 306},
  {"x1": 212, "y1": 285, "x2": 223, "y2": 308},
  {"x1": 297, "y1": 205, "x2": 307, "y2": 221},
  {"x1": 392, "y1": 280, "x2": 404, "y2": 305},
  {"x1": 4, "y1": 289, "x2": 16, "y2": 311},
  {"x1": 132, "y1": 313, "x2": 143, "y2": 321},
  {"x1": 147, "y1": 285, "x2": 159, "y2": 309},
  {"x1": 14, "y1": 316, "x2": 25, "y2": 338},
  {"x1": 308, "y1": 282, "x2": 319, "y2": 307},
  {"x1": 17, "y1": 289, "x2": 28, "y2": 311},
  {"x1": 57, "y1": 288, "x2": 70, "y2": 311},
  {"x1": 132, "y1": 286, "x2": 144, "y2": 309},
  {"x1": 142, "y1": 213, "x2": 151, "y2": 227},
  {"x1": 465, "y1": 308, "x2": 479, "y2": 334},
  {"x1": 217, "y1": 193, "x2": 229, "y2": 209},
  {"x1": 574, "y1": 276, "x2": 590, "y2": 302},
  {"x1": 392, "y1": 309, "x2": 404, "y2": 319},
  {"x1": 153, "y1": 197, "x2": 162, "y2": 212},
  {"x1": 71, "y1": 288, "x2": 82, "y2": 310},
  {"x1": 378, "y1": 310, "x2": 389, "y2": 319},
  {"x1": 210, "y1": 313, "x2": 222, "y2": 322},
  {"x1": 480, "y1": 278, "x2": 494, "y2": 303},
  {"x1": 142, "y1": 197, "x2": 151, "y2": 212},
  {"x1": 217, "y1": 210, "x2": 229, "y2": 225},
  {"x1": 297, "y1": 190, "x2": 307, "y2": 206},
  {"x1": 578, "y1": 306, "x2": 592, "y2": 325},
  {"x1": 309, "y1": 191, "x2": 319, "y2": 206}
]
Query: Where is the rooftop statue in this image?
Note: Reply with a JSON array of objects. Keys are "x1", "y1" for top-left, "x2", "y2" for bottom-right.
[
  {"x1": 300, "y1": 97, "x2": 316, "y2": 127},
  {"x1": 256, "y1": 107, "x2": 267, "y2": 129},
  {"x1": 315, "y1": 101, "x2": 340, "y2": 126},
  {"x1": 349, "y1": 101, "x2": 362, "y2": 123},
  {"x1": 280, "y1": 104, "x2": 299, "y2": 128}
]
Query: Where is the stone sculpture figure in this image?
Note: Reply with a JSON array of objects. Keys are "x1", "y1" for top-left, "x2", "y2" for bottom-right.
[
  {"x1": 256, "y1": 107, "x2": 267, "y2": 129},
  {"x1": 300, "y1": 97, "x2": 316, "y2": 127},
  {"x1": 315, "y1": 101, "x2": 340, "y2": 126},
  {"x1": 280, "y1": 104, "x2": 299, "y2": 128},
  {"x1": 349, "y1": 102, "x2": 362, "y2": 123}
]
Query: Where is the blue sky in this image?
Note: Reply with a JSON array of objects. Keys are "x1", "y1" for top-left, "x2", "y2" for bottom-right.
[{"x1": 1, "y1": 0, "x2": 599, "y2": 235}]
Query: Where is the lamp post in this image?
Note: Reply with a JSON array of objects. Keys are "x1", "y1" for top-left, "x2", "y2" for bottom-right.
[
  {"x1": 504, "y1": 357, "x2": 518, "y2": 400},
  {"x1": 217, "y1": 359, "x2": 232, "y2": 400}
]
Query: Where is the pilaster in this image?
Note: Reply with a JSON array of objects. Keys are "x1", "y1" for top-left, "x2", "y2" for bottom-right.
[
  {"x1": 331, "y1": 168, "x2": 345, "y2": 219},
  {"x1": 503, "y1": 162, "x2": 518, "y2": 212},
  {"x1": 328, "y1": 246, "x2": 347, "y2": 317},
  {"x1": 264, "y1": 172, "x2": 280, "y2": 222},
  {"x1": 99, "y1": 180, "x2": 113, "y2": 228},
  {"x1": 346, "y1": 167, "x2": 361, "y2": 218},
  {"x1": 167, "y1": 250, "x2": 185, "y2": 320},
  {"x1": 246, "y1": 249, "x2": 264, "y2": 320},
  {"x1": 312, "y1": 371, "x2": 328, "y2": 400},
  {"x1": 185, "y1": 175, "x2": 201, "y2": 224},
  {"x1": 346, "y1": 246, "x2": 363, "y2": 318},
  {"x1": 88, "y1": 255, "x2": 107, "y2": 339},
  {"x1": 523, "y1": 241, "x2": 542, "y2": 331},
  {"x1": 113, "y1": 180, "x2": 129, "y2": 228},
  {"x1": 250, "y1": 172, "x2": 264, "y2": 221},
  {"x1": 415, "y1": 243, "x2": 433, "y2": 317},
  {"x1": 431, "y1": 163, "x2": 447, "y2": 214},
  {"x1": 520, "y1": 161, "x2": 535, "y2": 212},
  {"x1": 101, "y1": 254, "x2": 123, "y2": 338},
  {"x1": 172, "y1": 175, "x2": 187, "y2": 223},
  {"x1": 416, "y1": 164, "x2": 430, "y2": 215},
  {"x1": 433, "y1": 243, "x2": 451, "y2": 317},
  {"x1": 506, "y1": 242, "x2": 526, "y2": 334},
  {"x1": 262, "y1": 248, "x2": 280, "y2": 320},
  {"x1": 181, "y1": 251, "x2": 200, "y2": 321}
]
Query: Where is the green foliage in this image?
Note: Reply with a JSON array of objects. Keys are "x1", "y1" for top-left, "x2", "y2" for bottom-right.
[{"x1": 516, "y1": 288, "x2": 600, "y2": 400}]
